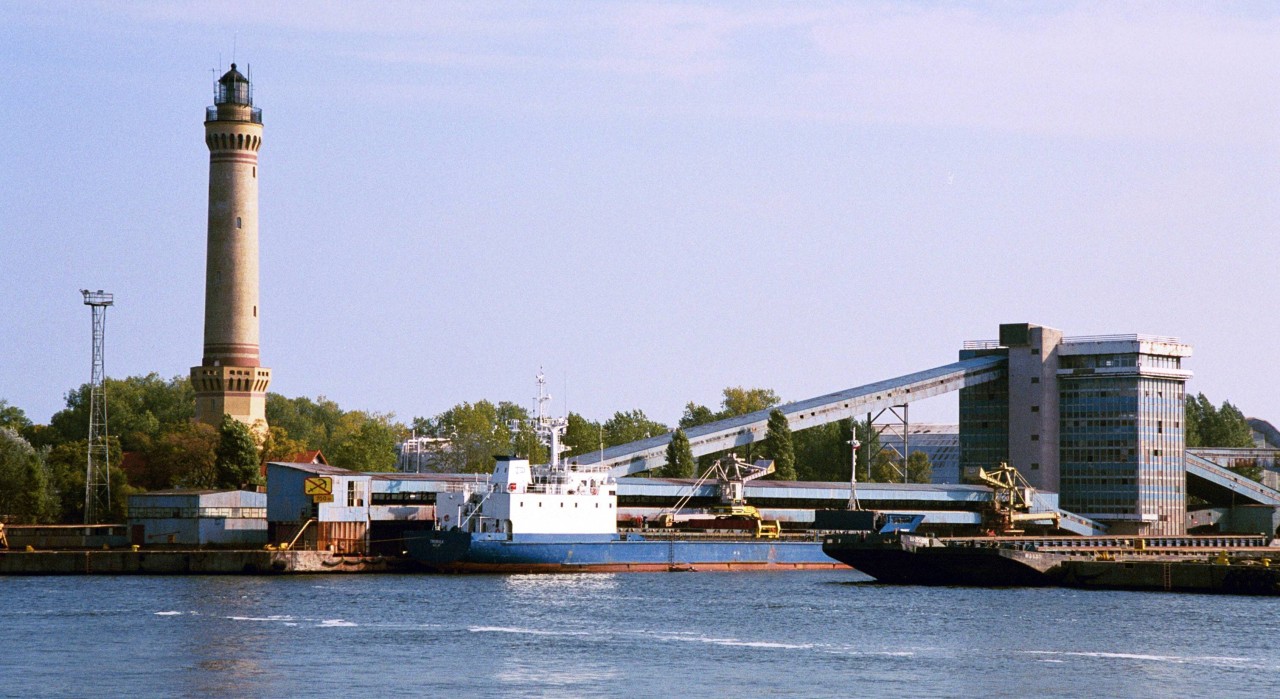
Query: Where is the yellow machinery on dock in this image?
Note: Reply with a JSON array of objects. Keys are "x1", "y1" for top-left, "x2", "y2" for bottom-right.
[
  {"x1": 974, "y1": 462, "x2": 1060, "y2": 535},
  {"x1": 652, "y1": 454, "x2": 783, "y2": 539}
]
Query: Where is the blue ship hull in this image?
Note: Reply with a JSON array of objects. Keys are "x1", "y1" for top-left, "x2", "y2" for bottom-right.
[{"x1": 405, "y1": 530, "x2": 839, "y2": 573}]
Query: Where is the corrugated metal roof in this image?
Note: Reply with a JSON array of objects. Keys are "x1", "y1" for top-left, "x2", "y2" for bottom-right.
[{"x1": 267, "y1": 461, "x2": 363, "y2": 477}]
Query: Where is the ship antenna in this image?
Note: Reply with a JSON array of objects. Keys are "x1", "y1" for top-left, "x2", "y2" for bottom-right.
[{"x1": 532, "y1": 369, "x2": 568, "y2": 470}]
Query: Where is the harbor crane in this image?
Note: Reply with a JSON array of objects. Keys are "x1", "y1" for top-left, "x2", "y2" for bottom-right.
[
  {"x1": 975, "y1": 462, "x2": 1060, "y2": 534},
  {"x1": 652, "y1": 454, "x2": 781, "y2": 539}
]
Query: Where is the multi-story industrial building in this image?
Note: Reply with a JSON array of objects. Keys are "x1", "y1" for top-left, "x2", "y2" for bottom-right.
[{"x1": 960, "y1": 323, "x2": 1193, "y2": 535}]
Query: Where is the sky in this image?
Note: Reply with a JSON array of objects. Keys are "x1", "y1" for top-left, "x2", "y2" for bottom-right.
[{"x1": 1, "y1": 1, "x2": 1277, "y2": 430}]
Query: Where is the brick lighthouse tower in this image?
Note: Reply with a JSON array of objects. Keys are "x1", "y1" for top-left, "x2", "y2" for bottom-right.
[{"x1": 192, "y1": 64, "x2": 271, "y2": 430}]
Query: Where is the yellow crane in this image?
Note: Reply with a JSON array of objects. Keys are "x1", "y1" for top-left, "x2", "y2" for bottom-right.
[
  {"x1": 975, "y1": 463, "x2": 1060, "y2": 535},
  {"x1": 653, "y1": 453, "x2": 782, "y2": 539}
]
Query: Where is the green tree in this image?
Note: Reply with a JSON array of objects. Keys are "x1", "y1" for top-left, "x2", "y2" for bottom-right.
[
  {"x1": 329, "y1": 415, "x2": 400, "y2": 472},
  {"x1": 49, "y1": 374, "x2": 194, "y2": 451},
  {"x1": 1185, "y1": 393, "x2": 1208, "y2": 448},
  {"x1": 717, "y1": 387, "x2": 782, "y2": 461},
  {"x1": 1214, "y1": 401, "x2": 1255, "y2": 448},
  {"x1": 907, "y1": 450, "x2": 932, "y2": 484},
  {"x1": 105, "y1": 464, "x2": 135, "y2": 522},
  {"x1": 497, "y1": 403, "x2": 545, "y2": 464},
  {"x1": 215, "y1": 415, "x2": 260, "y2": 489},
  {"x1": 38, "y1": 440, "x2": 129, "y2": 523},
  {"x1": 1185, "y1": 393, "x2": 1254, "y2": 448},
  {"x1": 661, "y1": 428, "x2": 695, "y2": 478},
  {"x1": 720, "y1": 387, "x2": 781, "y2": 417},
  {"x1": 793, "y1": 420, "x2": 852, "y2": 481},
  {"x1": 260, "y1": 425, "x2": 309, "y2": 465},
  {"x1": 418, "y1": 400, "x2": 532, "y2": 473},
  {"x1": 679, "y1": 402, "x2": 718, "y2": 429},
  {"x1": 870, "y1": 449, "x2": 901, "y2": 483},
  {"x1": 562, "y1": 412, "x2": 603, "y2": 458},
  {"x1": 0, "y1": 400, "x2": 32, "y2": 432},
  {"x1": 143, "y1": 422, "x2": 219, "y2": 490},
  {"x1": 266, "y1": 394, "x2": 345, "y2": 453},
  {"x1": 602, "y1": 410, "x2": 668, "y2": 447},
  {"x1": 764, "y1": 409, "x2": 796, "y2": 480},
  {"x1": 21, "y1": 423, "x2": 62, "y2": 450},
  {"x1": 0, "y1": 427, "x2": 54, "y2": 523},
  {"x1": 44, "y1": 441, "x2": 88, "y2": 522}
]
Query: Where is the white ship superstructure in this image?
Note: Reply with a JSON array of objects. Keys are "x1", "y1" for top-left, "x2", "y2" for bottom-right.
[{"x1": 434, "y1": 372, "x2": 617, "y2": 541}]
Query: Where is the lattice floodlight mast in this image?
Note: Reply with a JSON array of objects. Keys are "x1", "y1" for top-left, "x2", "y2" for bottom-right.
[{"x1": 81, "y1": 289, "x2": 113, "y2": 524}]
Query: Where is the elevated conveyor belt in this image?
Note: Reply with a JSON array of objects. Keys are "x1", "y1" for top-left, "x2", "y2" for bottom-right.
[
  {"x1": 1186, "y1": 452, "x2": 1280, "y2": 507},
  {"x1": 570, "y1": 355, "x2": 1007, "y2": 477},
  {"x1": 1031, "y1": 495, "x2": 1110, "y2": 536}
]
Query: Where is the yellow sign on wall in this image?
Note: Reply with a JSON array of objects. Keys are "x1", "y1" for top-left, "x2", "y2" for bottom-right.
[
  {"x1": 304, "y1": 476, "x2": 333, "y2": 496},
  {"x1": 311, "y1": 493, "x2": 334, "y2": 504}
]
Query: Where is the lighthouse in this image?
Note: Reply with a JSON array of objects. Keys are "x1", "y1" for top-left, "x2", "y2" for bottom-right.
[{"x1": 191, "y1": 64, "x2": 272, "y2": 430}]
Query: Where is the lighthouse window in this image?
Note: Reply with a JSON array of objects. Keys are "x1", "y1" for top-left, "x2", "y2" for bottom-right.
[
  {"x1": 253, "y1": 305, "x2": 257, "y2": 317},
  {"x1": 236, "y1": 217, "x2": 242, "y2": 229},
  {"x1": 253, "y1": 166, "x2": 256, "y2": 178}
]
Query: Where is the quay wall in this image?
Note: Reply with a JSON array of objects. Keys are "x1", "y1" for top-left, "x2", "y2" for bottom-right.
[{"x1": 0, "y1": 549, "x2": 409, "y2": 575}]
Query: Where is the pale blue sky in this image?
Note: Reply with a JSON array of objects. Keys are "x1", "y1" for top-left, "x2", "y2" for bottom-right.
[{"x1": 2, "y1": 1, "x2": 1277, "y2": 428}]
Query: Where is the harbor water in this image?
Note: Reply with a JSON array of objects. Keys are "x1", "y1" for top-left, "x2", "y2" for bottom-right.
[{"x1": 2, "y1": 570, "x2": 1277, "y2": 698}]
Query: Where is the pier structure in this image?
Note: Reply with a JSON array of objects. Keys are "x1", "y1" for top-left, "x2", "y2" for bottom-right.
[
  {"x1": 562, "y1": 323, "x2": 1278, "y2": 537},
  {"x1": 191, "y1": 63, "x2": 271, "y2": 430}
]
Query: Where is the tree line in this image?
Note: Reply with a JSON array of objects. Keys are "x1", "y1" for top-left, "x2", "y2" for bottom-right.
[
  {"x1": 1184, "y1": 393, "x2": 1263, "y2": 481},
  {"x1": 0, "y1": 378, "x2": 1264, "y2": 524},
  {"x1": 0, "y1": 375, "x2": 403, "y2": 523}
]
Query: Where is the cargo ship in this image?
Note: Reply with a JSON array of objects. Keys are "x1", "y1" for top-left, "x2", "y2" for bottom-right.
[{"x1": 405, "y1": 375, "x2": 836, "y2": 573}]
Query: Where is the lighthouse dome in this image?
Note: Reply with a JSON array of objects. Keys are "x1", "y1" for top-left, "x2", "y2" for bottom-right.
[{"x1": 216, "y1": 63, "x2": 252, "y2": 106}]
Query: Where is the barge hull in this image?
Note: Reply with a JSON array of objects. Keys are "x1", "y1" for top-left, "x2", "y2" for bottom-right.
[
  {"x1": 822, "y1": 532, "x2": 1064, "y2": 587},
  {"x1": 1060, "y1": 560, "x2": 1280, "y2": 595},
  {"x1": 425, "y1": 560, "x2": 844, "y2": 573}
]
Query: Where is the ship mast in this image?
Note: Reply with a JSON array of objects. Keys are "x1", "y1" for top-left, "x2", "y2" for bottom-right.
[{"x1": 533, "y1": 370, "x2": 569, "y2": 470}]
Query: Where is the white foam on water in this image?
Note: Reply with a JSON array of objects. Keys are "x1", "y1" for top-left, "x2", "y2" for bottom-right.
[
  {"x1": 650, "y1": 633, "x2": 812, "y2": 650},
  {"x1": 317, "y1": 619, "x2": 357, "y2": 627},
  {"x1": 820, "y1": 649, "x2": 917, "y2": 658},
  {"x1": 153, "y1": 611, "x2": 182, "y2": 616},
  {"x1": 714, "y1": 639, "x2": 814, "y2": 650},
  {"x1": 1023, "y1": 650, "x2": 1254, "y2": 666},
  {"x1": 468, "y1": 626, "x2": 589, "y2": 637},
  {"x1": 226, "y1": 615, "x2": 296, "y2": 622}
]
